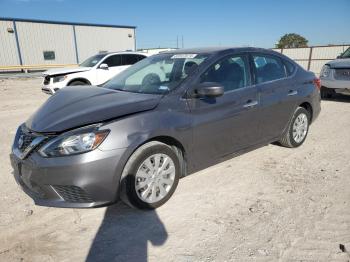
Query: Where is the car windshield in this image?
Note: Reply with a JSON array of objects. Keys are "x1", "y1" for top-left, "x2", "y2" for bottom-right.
[
  {"x1": 103, "y1": 53, "x2": 210, "y2": 95},
  {"x1": 80, "y1": 54, "x2": 105, "y2": 67},
  {"x1": 340, "y1": 47, "x2": 350, "y2": 58}
]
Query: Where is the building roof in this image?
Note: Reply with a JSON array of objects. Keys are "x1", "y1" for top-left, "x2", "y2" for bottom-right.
[{"x1": 0, "y1": 17, "x2": 136, "y2": 29}]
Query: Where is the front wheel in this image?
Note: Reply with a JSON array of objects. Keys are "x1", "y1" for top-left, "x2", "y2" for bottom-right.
[
  {"x1": 321, "y1": 86, "x2": 335, "y2": 99},
  {"x1": 120, "y1": 141, "x2": 181, "y2": 209},
  {"x1": 278, "y1": 107, "x2": 310, "y2": 148},
  {"x1": 68, "y1": 80, "x2": 88, "y2": 86}
]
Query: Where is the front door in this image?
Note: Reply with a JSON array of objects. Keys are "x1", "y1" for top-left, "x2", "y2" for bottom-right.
[
  {"x1": 189, "y1": 53, "x2": 260, "y2": 168},
  {"x1": 97, "y1": 54, "x2": 125, "y2": 84}
]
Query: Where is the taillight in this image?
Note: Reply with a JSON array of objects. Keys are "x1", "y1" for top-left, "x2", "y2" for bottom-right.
[{"x1": 313, "y1": 77, "x2": 321, "y2": 91}]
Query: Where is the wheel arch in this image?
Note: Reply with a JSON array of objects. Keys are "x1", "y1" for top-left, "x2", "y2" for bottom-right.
[
  {"x1": 67, "y1": 77, "x2": 91, "y2": 86},
  {"x1": 298, "y1": 102, "x2": 313, "y2": 122},
  {"x1": 141, "y1": 135, "x2": 187, "y2": 177}
]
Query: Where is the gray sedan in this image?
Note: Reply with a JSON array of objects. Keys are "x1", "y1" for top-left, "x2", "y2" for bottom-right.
[{"x1": 10, "y1": 47, "x2": 321, "y2": 209}]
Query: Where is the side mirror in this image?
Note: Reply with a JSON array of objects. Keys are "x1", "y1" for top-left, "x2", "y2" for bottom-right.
[
  {"x1": 99, "y1": 63, "x2": 109, "y2": 70},
  {"x1": 195, "y1": 82, "x2": 224, "y2": 98}
]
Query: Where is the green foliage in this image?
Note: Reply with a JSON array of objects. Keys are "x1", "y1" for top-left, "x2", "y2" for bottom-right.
[{"x1": 276, "y1": 33, "x2": 308, "y2": 48}]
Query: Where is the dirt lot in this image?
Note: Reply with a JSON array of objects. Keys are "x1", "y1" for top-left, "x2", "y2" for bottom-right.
[{"x1": 0, "y1": 78, "x2": 349, "y2": 262}]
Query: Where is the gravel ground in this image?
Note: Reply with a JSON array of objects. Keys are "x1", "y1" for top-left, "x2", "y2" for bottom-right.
[{"x1": 0, "y1": 78, "x2": 349, "y2": 262}]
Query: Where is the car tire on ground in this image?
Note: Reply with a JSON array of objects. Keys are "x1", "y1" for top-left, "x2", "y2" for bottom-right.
[
  {"x1": 68, "y1": 80, "x2": 88, "y2": 86},
  {"x1": 120, "y1": 141, "x2": 181, "y2": 209},
  {"x1": 321, "y1": 86, "x2": 335, "y2": 99},
  {"x1": 278, "y1": 107, "x2": 310, "y2": 148}
]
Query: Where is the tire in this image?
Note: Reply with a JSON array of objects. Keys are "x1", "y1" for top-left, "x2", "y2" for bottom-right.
[
  {"x1": 278, "y1": 107, "x2": 310, "y2": 148},
  {"x1": 120, "y1": 141, "x2": 181, "y2": 209},
  {"x1": 321, "y1": 86, "x2": 334, "y2": 99},
  {"x1": 68, "y1": 80, "x2": 88, "y2": 86}
]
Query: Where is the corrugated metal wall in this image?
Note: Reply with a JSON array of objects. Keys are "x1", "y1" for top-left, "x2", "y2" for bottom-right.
[
  {"x1": 75, "y1": 26, "x2": 135, "y2": 62},
  {"x1": 273, "y1": 45, "x2": 350, "y2": 75},
  {"x1": 0, "y1": 19, "x2": 136, "y2": 70},
  {"x1": 15, "y1": 21, "x2": 77, "y2": 65},
  {"x1": 0, "y1": 20, "x2": 20, "y2": 66}
]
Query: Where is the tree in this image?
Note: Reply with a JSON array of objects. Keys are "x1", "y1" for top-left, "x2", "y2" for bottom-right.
[{"x1": 276, "y1": 33, "x2": 308, "y2": 48}]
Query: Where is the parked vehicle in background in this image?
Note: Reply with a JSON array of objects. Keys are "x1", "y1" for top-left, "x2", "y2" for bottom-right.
[
  {"x1": 320, "y1": 47, "x2": 350, "y2": 98},
  {"x1": 11, "y1": 47, "x2": 321, "y2": 210},
  {"x1": 41, "y1": 52, "x2": 149, "y2": 94}
]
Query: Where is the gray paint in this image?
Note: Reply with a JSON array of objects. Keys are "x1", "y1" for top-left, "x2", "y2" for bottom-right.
[{"x1": 10, "y1": 47, "x2": 321, "y2": 208}]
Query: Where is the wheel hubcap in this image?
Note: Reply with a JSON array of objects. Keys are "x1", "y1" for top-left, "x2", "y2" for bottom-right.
[
  {"x1": 135, "y1": 153, "x2": 175, "y2": 203},
  {"x1": 292, "y1": 113, "x2": 308, "y2": 143}
]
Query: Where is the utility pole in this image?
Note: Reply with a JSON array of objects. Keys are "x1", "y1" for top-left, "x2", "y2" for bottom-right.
[
  {"x1": 182, "y1": 35, "x2": 184, "y2": 48},
  {"x1": 176, "y1": 36, "x2": 179, "y2": 49}
]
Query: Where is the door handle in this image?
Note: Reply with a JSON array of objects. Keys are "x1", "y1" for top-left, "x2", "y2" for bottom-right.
[
  {"x1": 288, "y1": 90, "x2": 298, "y2": 96},
  {"x1": 243, "y1": 100, "x2": 258, "y2": 108}
]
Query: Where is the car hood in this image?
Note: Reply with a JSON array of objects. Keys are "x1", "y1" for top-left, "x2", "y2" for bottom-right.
[
  {"x1": 26, "y1": 86, "x2": 162, "y2": 133},
  {"x1": 327, "y1": 58, "x2": 350, "y2": 69},
  {"x1": 43, "y1": 67, "x2": 91, "y2": 76}
]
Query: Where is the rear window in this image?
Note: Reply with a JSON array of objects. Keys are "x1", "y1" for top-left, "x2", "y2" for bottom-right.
[
  {"x1": 122, "y1": 54, "x2": 146, "y2": 65},
  {"x1": 253, "y1": 54, "x2": 286, "y2": 84},
  {"x1": 284, "y1": 60, "x2": 296, "y2": 76}
]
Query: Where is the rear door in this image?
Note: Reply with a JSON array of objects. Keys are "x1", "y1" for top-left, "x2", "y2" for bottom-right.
[
  {"x1": 189, "y1": 53, "x2": 260, "y2": 167},
  {"x1": 251, "y1": 53, "x2": 298, "y2": 141}
]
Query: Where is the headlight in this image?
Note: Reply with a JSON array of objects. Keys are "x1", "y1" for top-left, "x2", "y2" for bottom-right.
[
  {"x1": 52, "y1": 75, "x2": 67, "y2": 83},
  {"x1": 320, "y1": 65, "x2": 330, "y2": 78},
  {"x1": 39, "y1": 128, "x2": 109, "y2": 157}
]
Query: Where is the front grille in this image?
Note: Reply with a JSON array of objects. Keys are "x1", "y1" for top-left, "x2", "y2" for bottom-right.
[
  {"x1": 334, "y1": 69, "x2": 350, "y2": 80},
  {"x1": 18, "y1": 127, "x2": 39, "y2": 152},
  {"x1": 43, "y1": 75, "x2": 50, "y2": 85},
  {"x1": 16, "y1": 126, "x2": 48, "y2": 158},
  {"x1": 52, "y1": 185, "x2": 93, "y2": 203}
]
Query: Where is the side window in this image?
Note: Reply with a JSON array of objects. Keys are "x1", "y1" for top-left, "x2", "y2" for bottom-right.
[
  {"x1": 284, "y1": 60, "x2": 296, "y2": 76},
  {"x1": 102, "y1": 55, "x2": 122, "y2": 67},
  {"x1": 253, "y1": 54, "x2": 286, "y2": 84},
  {"x1": 136, "y1": 55, "x2": 147, "y2": 62},
  {"x1": 122, "y1": 54, "x2": 140, "y2": 65},
  {"x1": 200, "y1": 55, "x2": 250, "y2": 92}
]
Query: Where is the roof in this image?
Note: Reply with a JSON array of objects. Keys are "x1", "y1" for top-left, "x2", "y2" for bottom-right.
[
  {"x1": 0, "y1": 17, "x2": 136, "y2": 29},
  {"x1": 164, "y1": 47, "x2": 270, "y2": 54},
  {"x1": 101, "y1": 51, "x2": 151, "y2": 56}
]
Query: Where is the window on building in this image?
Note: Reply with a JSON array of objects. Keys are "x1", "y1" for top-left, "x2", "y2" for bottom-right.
[{"x1": 43, "y1": 51, "x2": 55, "y2": 60}]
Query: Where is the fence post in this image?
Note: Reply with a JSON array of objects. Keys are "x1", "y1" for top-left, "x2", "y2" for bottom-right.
[{"x1": 307, "y1": 47, "x2": 313, "y2": 71}]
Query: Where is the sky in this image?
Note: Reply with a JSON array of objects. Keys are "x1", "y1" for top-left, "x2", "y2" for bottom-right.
[{"x1": 0, "y1": 0, "x2": 349, "y2": 49}]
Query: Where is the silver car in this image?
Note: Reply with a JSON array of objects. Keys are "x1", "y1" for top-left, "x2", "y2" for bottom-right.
[{"x1": 320, "y1": 47, "x2": 350, "y2": 98}]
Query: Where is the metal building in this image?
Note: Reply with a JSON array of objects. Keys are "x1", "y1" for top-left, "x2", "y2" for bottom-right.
[{"x1": 0, "y1": 17, "x2": 136, "y2": 71}]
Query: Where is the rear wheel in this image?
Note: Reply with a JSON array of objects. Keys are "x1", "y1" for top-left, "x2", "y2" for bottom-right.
[
  {"x1": 120, "y1": 141, "x2": 180, "y2": 209},
  {"x1": 279, "y1": 107, "x2": 310, "y2": 148},
  {"x1": 68, "y1": 80, "x2": 88, "y2": 86}
]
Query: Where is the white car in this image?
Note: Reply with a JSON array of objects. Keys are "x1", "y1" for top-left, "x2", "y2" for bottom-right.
[{"x1": 41, "y1": 52, "x2": 150, "y2": 94}]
